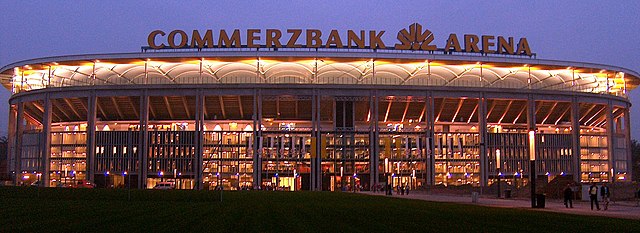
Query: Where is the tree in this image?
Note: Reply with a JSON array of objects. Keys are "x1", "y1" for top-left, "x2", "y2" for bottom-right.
[{"x1": 632, "y1": 139, "x2": 640, "y2": 182}]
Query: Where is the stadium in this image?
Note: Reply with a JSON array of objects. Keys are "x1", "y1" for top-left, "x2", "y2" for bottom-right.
[{"x1": 1, "y1": 25, "x2": 638, "y2": 191}]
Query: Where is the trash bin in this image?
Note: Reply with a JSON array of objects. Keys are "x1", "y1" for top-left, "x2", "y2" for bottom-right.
[
  {"x1": 504, "y1": 189, "x2": 512, "y2": 198},
  {"x1": 535, "y1": 194, "x2": 546, "y2": 208},
  {"x1": 471, "y1": 192, "x2": 479, "y2": 203}
]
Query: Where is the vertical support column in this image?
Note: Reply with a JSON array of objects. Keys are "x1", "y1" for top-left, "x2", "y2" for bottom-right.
[
  {"x1": 254, "y1": 90, "x2": 263, "y2": 189},
  {"x1": 315, "y1": 92, "x2": 323, "y2": 190},
  {"x1": 41, "y1": 95, "x2": 52, "y2": 187},
  {"x1": 570, "y1": 99, "x2": 581, "y2": 183},
  {"x1": 527, "y1": 95, "x2": 537, "y2": 208},
  {"x1": 624, "y1": 107, "x2": 632, "y2": 181},
  {"x1": 138, "y1": 91, "x2": 149, "y2": 188},
  {"x1": 605, "y1": 101, "x2": 614, "y2": 183},
  {"x1": 310, "y1": 91, "x2": 317, "y2": 190},
  {"x1": 478, "y1": 94, "x2": 488, "y2": 187},
  {"x1": 14, "y1": 102, "x2": 24, "y2": 185},
  {"x1": 373, "y1": 92, "x2": 380, "y2": 186},
  {"x1": 252, "y1": 90, "x2": 261, "y2": 189},
  {"x1": 194, "y1": 90, "x2": 204, "y2": 190},
  {"x1": 86, "y1": 93, "x2": 97, "y2": 184},
  {"x1": 368, "y1": 91, "x2": 378, "y2": 190},
  {"x1": 426, "y1": 92, "x2": 435, "y2": 186},
  {"x1": 7, "y1": 105, "x2": 17, "y2": 183}
]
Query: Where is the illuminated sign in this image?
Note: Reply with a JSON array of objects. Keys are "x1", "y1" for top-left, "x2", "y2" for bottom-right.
[{"x1": 147, "y1": 23, "x2": 532, "y2": 56}]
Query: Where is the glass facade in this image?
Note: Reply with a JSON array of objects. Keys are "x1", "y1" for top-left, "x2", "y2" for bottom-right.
[{"x1": 8, "y1": 91, "x2": 633, "y2": 190}]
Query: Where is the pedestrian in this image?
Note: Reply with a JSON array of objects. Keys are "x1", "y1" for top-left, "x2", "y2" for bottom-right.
[
  {"x1": 401, "y1": 185, "x2": 405, "y2": 195},
  {"x1": 405, "y1": 185, "x2": 410, "y2": 195},
  {"x1": 563, "y1": 183, "x2": 573, "y2": 208},
  {"x1": 600, "y1": 183, "x2": 610, "y2": 210},
  {"x1": 589, "y1": 183, "x2": 600, "y2": 210}
]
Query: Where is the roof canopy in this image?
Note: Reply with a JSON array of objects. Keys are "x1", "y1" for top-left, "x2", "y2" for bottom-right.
[{"x1": 1, "y1": 49, "x2": 638, "y2": 97}]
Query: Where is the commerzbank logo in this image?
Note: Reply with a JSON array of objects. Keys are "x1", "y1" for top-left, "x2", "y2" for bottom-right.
[
  {"x1": 395, "y1": 23, "x2": 436, "y2": 51},
  {"x1": 393, "y1": 22, "x2": 531, "y2": 55}
]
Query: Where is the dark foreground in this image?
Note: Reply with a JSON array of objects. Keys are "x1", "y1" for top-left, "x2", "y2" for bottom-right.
[{"x1": 0, "y1": 187, "x2": 638, "y2": 232}]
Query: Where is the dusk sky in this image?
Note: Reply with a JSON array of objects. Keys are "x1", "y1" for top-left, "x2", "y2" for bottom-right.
[{"x1": 1, "y1": 1, "x2": 639, "y2": 138}]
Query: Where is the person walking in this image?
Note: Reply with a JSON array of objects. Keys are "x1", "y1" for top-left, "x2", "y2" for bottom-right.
[
  {"x1": 384, "y1": 184, "x2": 393, "y2": 196},
  {"x1": 600, "y1": 183, "x2": 610, "y2": 211},
  {"x1": 563, "y1": 183, "x2": 573, "y2": 208},
  {"x1": 589, "y1": 183, "x2": 600, "y2": 210}
]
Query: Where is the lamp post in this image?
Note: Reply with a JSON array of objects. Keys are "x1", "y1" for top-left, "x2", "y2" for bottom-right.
[
  {"x1": 528, "y1": 130, "x2": 536, "y2": 208},
  {"x1": 496, "y1": 149, "x2": 501, "y2": 198}
]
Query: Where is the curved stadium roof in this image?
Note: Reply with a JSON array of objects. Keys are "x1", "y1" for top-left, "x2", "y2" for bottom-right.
[{"x1": 1, "y1": 48, "x2": 638, "y2": 97}]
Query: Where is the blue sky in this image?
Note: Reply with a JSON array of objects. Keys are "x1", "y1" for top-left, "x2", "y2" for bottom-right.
[{"x1": 1, "y1": 1, "x2": 639, "y2": 138}]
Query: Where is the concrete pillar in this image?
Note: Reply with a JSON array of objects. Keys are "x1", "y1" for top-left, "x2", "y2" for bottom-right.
[
  {"x1": 373, "y1": 92, "x2": 381, "y2": 186},
  {"x1": 86, "y1": 94, "x2": 97, "y2": 183},
  {"x1": 478, "y1": 95, "x2": 488, "y2": 187},
  {"x1": 369, "y1": 92, "x2": 377, "y2": 190},
  {"x1": 311, "y1": 91, "x2": 322, "y2": 191},
  {"x1": 570, "y1": 99, "x2": 581, "y2": 183},
  {"x1": 252, "y1": 89, "x2": 260, "y2": 190},
  {"x1": 310, "y1": 91, "x2": 318, "y2": 190},
  {"x1": 255, "y1": 90, "x2": 263, "y2": 189},
  {"x1": 14, "y1": 102, "x2": 24, "y2": 185},
  {"x1": 316, "y1": 92, "x2": 323, "y2": 190},
  {"x1": 41, "y1": 96, "x2": 52, "y2": 187},
  {"x1": 426, "y1": 93, "x2": 435, "y2": 185},
  {"x1": 606, "y1": 101, "x2": 614, "y2": 183},
  {"x1": 7, "y1": 105, "x2": 17, "y2": 183},
  {"x1": 195, "y1": 90, "x2": 204, "y2": 189},
  {"x1": 138, "y1": 91, "x2": 149, "y2": 188},
  {"x1": 624, "y1": 107, "x2": 632, "y2": 181}
]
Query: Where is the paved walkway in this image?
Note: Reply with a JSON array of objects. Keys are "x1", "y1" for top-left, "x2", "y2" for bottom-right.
[{"x1": 363, "y1": 191, "x2": 640, "y2": 220}]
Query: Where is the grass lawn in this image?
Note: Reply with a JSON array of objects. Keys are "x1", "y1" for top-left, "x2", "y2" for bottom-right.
[{"x1": 0, "y1": 187, "x2": 638, "y2": 232}]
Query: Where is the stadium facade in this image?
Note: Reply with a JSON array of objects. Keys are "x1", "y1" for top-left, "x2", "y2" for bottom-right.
[{"x1": 1, "y1": 24, "x2": 638, "y2": 191}]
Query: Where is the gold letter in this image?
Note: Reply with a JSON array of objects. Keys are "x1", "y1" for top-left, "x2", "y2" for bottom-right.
[
  {"x1": 247, "y1": 29, "x2": 261, "y2": 48},
  {"x1": 218, "y1": 29, "x2": 241, "y2": 48},
  {"x1": 481, "y1": 35, "x2": 495, "y2": 54},
  {"x1": 168, "y1": 30, "x2": 188, "y2": 48},
  {"x1": 286, "y1": 29, "x2": 302, "y2": 48},
  {"x1": 306, "y1": 29, "x2": 322, "y2": 48},
  {"x1": 266, "y1": 29, "x2": 282, "y2": 48},
  {"x1": 148, "y1": 30, "x2": 165, "y2": 49},
  {"x1": 464, "y1": 34, "x2": 480, "y2": 53},
  {"x1": 191, "y1": 30, "x2": 214, "y2": 49},
  {"x1": 497, "y1": 36, "x2": 514, "y2": 54},
  {"x1": 347, "y1": 30, "x2": 365, "y2": 48},
  {"x1": 444, "y1": 34, "x2": 462, "y2": 52},
  {"x1": 325, "y1": 30, "x2": 343, "y2": 48},
  {"x1": 369, "y1": 31, "x2": 386, "y2": 49},
  {"x1": 516, "y1": 38, "x2": 532, "y2": 56}
]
